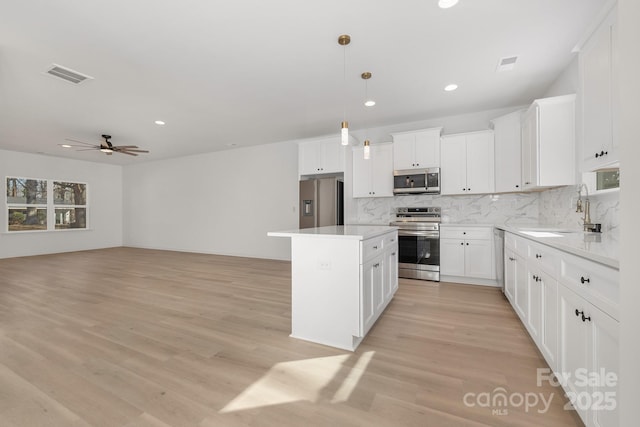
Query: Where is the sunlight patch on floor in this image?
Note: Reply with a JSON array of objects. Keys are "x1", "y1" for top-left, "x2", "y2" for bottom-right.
[{"x1": 219, "y1": 351, "x2": 375, "y2": 413}]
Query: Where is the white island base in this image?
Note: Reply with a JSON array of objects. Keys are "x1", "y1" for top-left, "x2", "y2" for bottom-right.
[{"x1": 268, "y1": 225, "x2": 398, "y2": 351}]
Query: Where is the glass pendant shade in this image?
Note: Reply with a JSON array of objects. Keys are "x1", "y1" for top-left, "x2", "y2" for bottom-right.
[
  {"x1": 341, "y1": 121, "x2": 349, "y2": 145},
  {"x1": 363, "y1": 140, "x2": 370, "y2": 160}
]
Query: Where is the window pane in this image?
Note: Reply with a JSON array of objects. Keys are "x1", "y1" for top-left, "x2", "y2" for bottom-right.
[
  {"x1": 55, "y1": 208, "x2": 87, "y2": 229},
  {"x1": 54, "y1": 182, "x2": 87, "y2": 205},
  {"x1": 6, "y1": 178, "x2": 47, "y2": 204},
  {"x1": 8, "y1": 207, "x2": 47, "y2": 231}
]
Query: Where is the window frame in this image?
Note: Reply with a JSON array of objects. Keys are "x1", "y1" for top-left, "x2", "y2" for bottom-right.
[{"x1": 5, "y1": 176, "x2": 89, "y2": 233}]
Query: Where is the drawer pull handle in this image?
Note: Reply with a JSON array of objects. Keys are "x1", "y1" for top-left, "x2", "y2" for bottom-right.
[
  {"x1": 580, "y1": 276, "x2": 590, "y2": 284},
  {"x1": 373, "y1": 246, "x2": 378, "y2": 249},
  {"x1": 509, "y1": 257, "x2": 515, "y2": 261},
  {"x1": 575, "y1": 309, "x2": 583, "y2": 317},
  {"x1": 374, "y1": 263, "x2": 380, "y2": 268},
  {"x1": 391, "y1": 252, "x2": 396, "y2": 256},
  {"x1": 581, "y1": 313, "x2": 591, "y2": 322},
  {"x1": 535, "y1": 254, "x2": 542, "y2": 259}
]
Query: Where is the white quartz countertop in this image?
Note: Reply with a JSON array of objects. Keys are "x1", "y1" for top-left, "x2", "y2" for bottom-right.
[
  {"x1": 497, "y1": 224, "x2": 619, "y2": 269},
  {"x1": 268, "y1": 225, "x2": 398, "y2": 240}
]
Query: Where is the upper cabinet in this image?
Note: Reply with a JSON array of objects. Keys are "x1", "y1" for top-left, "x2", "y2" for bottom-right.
[
  {"x1": 441, "y1": 130, "x2": 495, "y2": 195},
  {"x1": 299, "y1": 136, "x2": 350, "y2": 176},
  {"x1": 391, "y1": 127, "x2": 442, "y2": 171},
  {"x1": 580, "y1": 6, "x2": 618, "y2": 171},
  {"x1": 352, "y1": 143, "x2": 394, "y2": 198},
  {"x1": 491, "y1": 110, "x2": 525, "y2": 193},
  {"x1": 521, "y1": 94, "x2": 576, "y2": 191}
]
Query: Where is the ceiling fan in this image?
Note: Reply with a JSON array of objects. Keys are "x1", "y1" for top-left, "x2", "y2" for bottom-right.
[{"x1": 63, "y1": 134, "x2": 149, "y2": 156}]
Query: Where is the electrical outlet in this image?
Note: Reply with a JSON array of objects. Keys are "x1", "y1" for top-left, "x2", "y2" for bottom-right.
[{"x1": 318, "y1": 260, "x2": 331, "y2": 270}]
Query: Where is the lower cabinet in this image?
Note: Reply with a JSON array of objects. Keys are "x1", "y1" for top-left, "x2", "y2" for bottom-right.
[
  {"x1": 504, "y1": 231, "x2": 619, "y2": 427},
  {"x1": 360, "y1": 234, "x2": 398, "y2": 337},
  {"x1": 440, "y1": 226, "x2": 495, "y2": 283},
  {"x1": 558, "y1": 284, "x2": 619, "y2": 427}
]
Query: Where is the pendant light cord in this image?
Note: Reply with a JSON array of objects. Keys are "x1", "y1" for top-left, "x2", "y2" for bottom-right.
[{"x1": 343, "y1": 45, "x2": 347, "y2": 123}]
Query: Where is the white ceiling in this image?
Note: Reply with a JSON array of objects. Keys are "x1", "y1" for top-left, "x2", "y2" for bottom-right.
[{"x1": 0, "y1": 0, "x2": 607, "y2": 165}]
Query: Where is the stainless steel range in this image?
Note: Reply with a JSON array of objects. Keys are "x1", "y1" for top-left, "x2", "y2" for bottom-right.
[{"x1": 390, "y1": 207, "x2": 441, "y2": 281}]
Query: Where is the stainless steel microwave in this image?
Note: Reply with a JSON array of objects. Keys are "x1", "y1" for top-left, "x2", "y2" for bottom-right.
[{"x1": 393, "y1": 168, "x2": 440, "y2": 195}]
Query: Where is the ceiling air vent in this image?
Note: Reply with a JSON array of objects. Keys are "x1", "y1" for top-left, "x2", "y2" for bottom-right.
[
  {"x1": 44, "y1": 64, "x2": 94, "y2": 84},
  {"x1": 496, "y1": 56, "x2": 518, "y2": 72}
]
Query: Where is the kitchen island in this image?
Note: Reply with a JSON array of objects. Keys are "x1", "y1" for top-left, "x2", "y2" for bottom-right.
[{"x1": 268, "y1": 225, "x2": 398, "y2": 351}]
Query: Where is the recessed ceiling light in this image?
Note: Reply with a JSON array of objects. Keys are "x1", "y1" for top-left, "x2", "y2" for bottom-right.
[
  {"x1": 154, "y1": 120, "x2": 165, "y2": 125},
  {"x1": 364, "y1": 100, "x2": 376, "y2": 107},
  {"x1": 438, "y1": 0, "x2": 459, "y2": 9},
  {"x1": 61, "y1": 144, "x2": 72, "y2": 148},
  {"x1": 444, "y1": 84, "x2": 458, "y2": 92}
]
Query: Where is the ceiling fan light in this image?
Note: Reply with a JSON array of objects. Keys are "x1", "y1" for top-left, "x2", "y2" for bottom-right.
[
  {"x1": 341, "y1": 121, "x2": 349, "y2": 145},
  {"x1": 100, "y1": 147, "x2": 113, "y2": 153},
  {"x1": 438, "y1": 0, "x2": 459, "y2": 9}
]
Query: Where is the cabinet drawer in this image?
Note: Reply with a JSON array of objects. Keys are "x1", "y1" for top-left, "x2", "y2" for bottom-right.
[
  {"x1": 383, "y1": 232, "x2": 398, "y2": 248},
  {"x1": 527, "y1": 240, "x2": 561, "y2": 276},
  {"x1": 440, "y1": 227, "x2": 492, "y2": 240},
  {"x1": 362, "y1": 237, "x2": 385, "y2": 263},
  {"x1": 560, "y1": 255, "x2": 619, "y2": 319}
]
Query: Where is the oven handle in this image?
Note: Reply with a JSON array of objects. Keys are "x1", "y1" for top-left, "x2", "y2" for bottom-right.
[{"x1": 398, "y1": 230, "x2": 440, "y2": 238}]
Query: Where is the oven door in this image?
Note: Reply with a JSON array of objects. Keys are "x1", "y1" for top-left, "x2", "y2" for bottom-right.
[{"x1": 397, "y1": 229, "x2": 440, "y2": 280}]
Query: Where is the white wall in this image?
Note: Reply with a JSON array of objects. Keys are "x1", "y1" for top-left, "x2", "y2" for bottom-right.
[
  {"x1": 0, "y1": 150, "x2": 123, "y2": 258},
  {"x1": 618, "y1": 0, "x2": 640, "y2": 424},
  {"x1": 122, "y1": 140, "x2": 298, "y2": 260}
]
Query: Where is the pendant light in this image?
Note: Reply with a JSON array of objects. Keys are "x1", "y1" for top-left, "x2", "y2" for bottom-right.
[
  {"x1": 362, "y1": 72, "x2": 372, "y2": 159},
  {"x1": 338, "y1": 34, "x2": 351, "y2": 146}
]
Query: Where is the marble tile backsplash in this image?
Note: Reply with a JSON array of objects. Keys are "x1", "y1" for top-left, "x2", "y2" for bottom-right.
[
  {"x1": 354, "y1": 186, "x2": 620, "y2": 231},
  {"x1": 354, "y1": 193, "x2": 540, "y2": 225},
  {"x1": 538, "y1": 186, "x2": 619, "y2": 232}
]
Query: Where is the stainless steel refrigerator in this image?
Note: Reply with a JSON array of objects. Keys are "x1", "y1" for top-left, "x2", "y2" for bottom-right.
[{"x1": 299, "y1": 178, "x2": 344, "y2": 229}]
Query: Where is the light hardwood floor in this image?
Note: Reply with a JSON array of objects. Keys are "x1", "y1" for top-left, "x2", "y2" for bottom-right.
[{"x1": 0, "y1": 247, "x2": 584, "y2": 427}]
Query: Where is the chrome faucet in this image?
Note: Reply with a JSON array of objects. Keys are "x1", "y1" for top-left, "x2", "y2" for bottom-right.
[{"x1": 576, "y1": 184, "x2": 593, "y2": 232}]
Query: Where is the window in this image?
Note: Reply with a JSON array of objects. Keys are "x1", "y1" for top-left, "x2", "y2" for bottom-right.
[
  {"x1": 54, "y1": 181, "x2": 87, "y2": 229},
  {"x1": 6, "y1": 177, "x2": 88, "y2": 232}
]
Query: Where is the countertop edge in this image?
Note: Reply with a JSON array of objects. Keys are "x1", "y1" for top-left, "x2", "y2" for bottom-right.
[
  {"x1": 496, "y1": 225, "x2": 619, "y2": 270},
  {"x1": 268, "y1": 226, "x2": 398, "y2": 241}
]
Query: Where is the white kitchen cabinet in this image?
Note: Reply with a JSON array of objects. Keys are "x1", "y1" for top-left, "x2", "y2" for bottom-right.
[
  {"x1": 441, "y1": 130, "x2": 495, "y2": 195},
  {"x1": 271, "y1": 227, "x2": 398, "y2": 351},
  {"x1": 391, "y1": 127, "x2": 442, "y2": 170},
  {"x1": 298, "y1": 136, "x2": 347, "y2": 176},
  {"x1": 580, "y1": 6, "x2": 618, "y2": 171},
  {"x1": 504, "y1": 247, "x2": 517, "y2": 303},
  {"x1": 361, "y1": 255, "x2": 383, "y2": 336},
  {"x1": 521, "y1": 95, "x2": 576, "y2": 190},
  {"x1": 352, "y1": 143, "x2": 394, "y2": 198},
  {"x1": 440, "y1": 226, "x2": 495, "y2": 283},
  {"x1": 503, "y1": 230, "x2": 619, "y2": 427},
  {"x1": 513, "y1": 251, "x2": 528, "y2": 320},
  {"x1": 558, "y1": 284, "x2": 619, "y2": 427},
  {"x1": 491, "y1": 110, "x2": 524, "y2": 193}
]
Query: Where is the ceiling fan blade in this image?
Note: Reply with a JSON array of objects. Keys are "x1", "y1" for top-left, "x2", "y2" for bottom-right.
[
  {"x1": 75, "y1": 148, "x2": 100, "y2": 151},
  {"x1": 65, "y1": 138, "x2": 97, "y2": 146},
  {"x1": 119, "y1": 151, "x2": 138, "y2": 156},
  {"x1": 120, "y1": 149, "x2": 149, "y2": 153},
  {"x1": 113, "y1": 145, "x2": 139, "y2": 149}
]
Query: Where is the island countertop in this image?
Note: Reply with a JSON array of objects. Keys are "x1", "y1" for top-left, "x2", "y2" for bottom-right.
[{"x1": 268, "y1": 225, "x2": 398, "y2": 240}]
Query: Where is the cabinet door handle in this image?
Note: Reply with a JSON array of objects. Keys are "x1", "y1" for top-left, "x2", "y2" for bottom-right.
[
  {"x1": 373, "y1": 263, "x2": 380, "y2": 268},
  {"x1": 536, "y1": 254, "x2": 542, "y2": 259},
  {"x1": 391, "y1": 252, "x2": 396, "y2": 256},
  {"x1": 525, "y1": 181, "x2": 531, "y2": 185},
  {"x1": 575, "y1": 309, "x2": 583, "y2": 317},
  {"x1": 515, "y1": 185, "x2": 520, "y2": 188},
  {"x1": 467, "y1": 188, "x2": 471, "y2": 191},
  {"x1": 582, "y1": 313, "x2": 591, "y2": 322},
  {"x1": 595, "y1": 151, "x2": 608, "y2": 158},
  {"x1": 462, "y1": 188, "x2": 466, "y2": 191},
  {"x1": 460, "y1": 242, "x2": 464, "y2": 245},
  {"x1": 466, "y1": 242, "x2": 469, "y2": 246},
  {"x1": 373, "y1": 245, "x2": 378, "y2": 249},
  {"x1": 509, "y1": 257, "x2": 515, "y2": 261},
  {"x1": 532, "y1": 274, "x2": 538, "y2": 281},
  {"x1": 580, "y1": 276, "x2": 590, "y2": 284}
]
